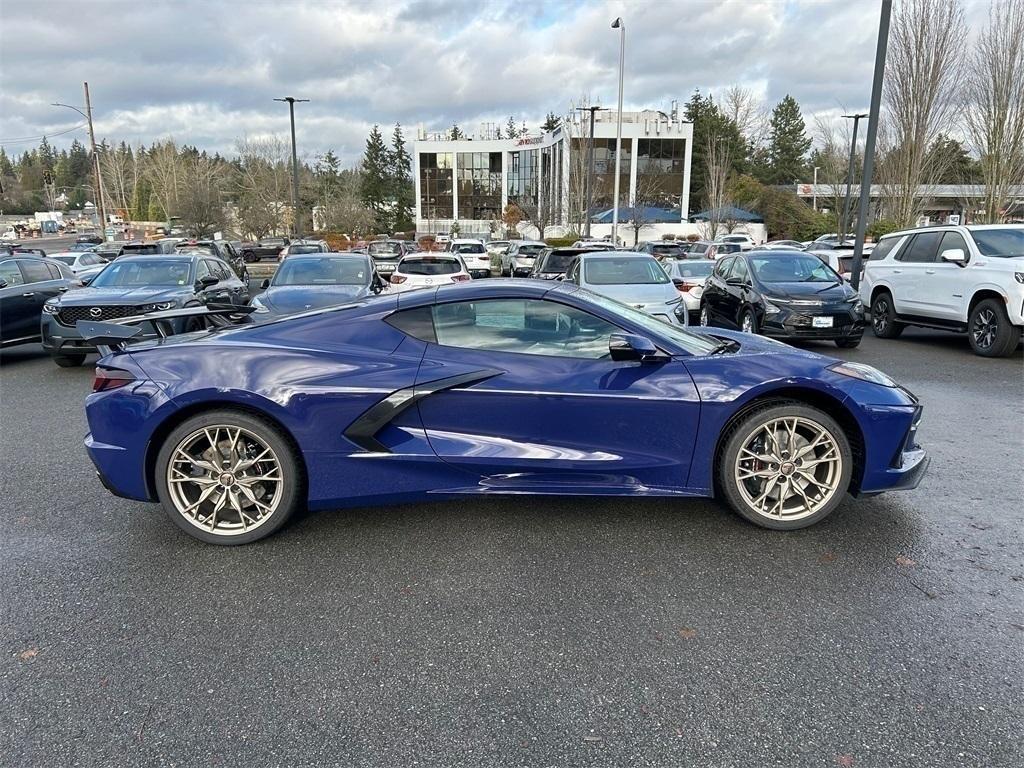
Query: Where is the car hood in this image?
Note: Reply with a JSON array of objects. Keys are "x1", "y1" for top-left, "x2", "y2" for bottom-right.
[
  {"x1": 259, "y1": 284, "x2": 370, "y2": 315},
  {"x1": 758, "y1": 281, "x2": 856, "y2": 303},
  {"x1": 56, "y1": 286, "x2": 191, "y2": 305},
  {"x1": 589, "y1": 282, "x2": 678, "y2": 306}
]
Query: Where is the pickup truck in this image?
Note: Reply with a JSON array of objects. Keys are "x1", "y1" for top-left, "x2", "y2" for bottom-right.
[{"x1": 240, "y1": 237, "x2": 290, "y2": 262}]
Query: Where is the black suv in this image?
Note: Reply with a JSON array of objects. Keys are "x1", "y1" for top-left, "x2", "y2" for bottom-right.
[{"x1": 0, "y1": 256, "x2": 77, "y2": 348}]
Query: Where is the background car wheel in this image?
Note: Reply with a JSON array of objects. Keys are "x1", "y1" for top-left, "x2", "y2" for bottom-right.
[
  {"x1": 242, "y1": 251, "x2": 256, "y2": 263},
  {"x1": 740, "y1": 309, "x2": 758, "y2": 334},
  {"x1": 700, "y1": 303, "x2": 710, "y2": 326},
  {"x1": 52, "y1": 353, "x2": 86, "y2": 367},
  {"x1": 835, "y1": 336, "x2": 862, "y2": 348},
  {"x1": 968, "y1": 298, "x2": 1020, "y2": 358},
  {"x1": 870, "y1": 292, "x2": 904, "y2": 338},
  {"x1": 717, "y1": 402, "x2": 853, "y2": 530},
  {"x1": 155, "y1": 409, "x2": 304, "y2": 545}
]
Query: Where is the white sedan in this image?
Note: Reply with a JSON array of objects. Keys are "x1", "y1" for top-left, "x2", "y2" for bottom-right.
[
  {"x1": 662, "y1": 258, "x2": 716, "y2": 320},
  {"x1": 46, "y1": 250, "x2": 110, "y2": 274},
  {"x1": 388, "y1": 254, "x2": 472, "y2": 292}
]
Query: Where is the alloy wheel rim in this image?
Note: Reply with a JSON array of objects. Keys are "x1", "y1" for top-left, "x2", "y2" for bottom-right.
[
  {"x1": 742, "y1": 314, "x2": 753, "y2": 333},
  {"x1": 972, "y1": 308, "x2": 996, "y2": 349},
  {"x1": 166, "y1": 425, "x2": 283, "y2": 536},
  {"x1": 734, "y1": 416, "x2": 843, "y2": 521},
  {"x1": 873, "y1": 299, "x2": 889, "y2": 332},
  {"x1": 701, "y1": 305, "x2": 709, "y2": 326}
]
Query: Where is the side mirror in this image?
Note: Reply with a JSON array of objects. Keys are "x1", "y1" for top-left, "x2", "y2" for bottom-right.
[
  {"x1": 260, "y1": 278, "x2": 271, "y2": 289},
  {"x1": 608, "y1": 333, "x2": 667, "y2": 363},
  {"x1": 197, "y1": 275, "x2": 219, "y2": 290},
  {"x1": 0, "y1": 278, "x2": 7, "y2": 289},
  {"x1": 940, "y1": 248, "x2": 966, "y2": 265},
  {"x1": 80, "y1": 275, "x2": 94, "y2": 286}
]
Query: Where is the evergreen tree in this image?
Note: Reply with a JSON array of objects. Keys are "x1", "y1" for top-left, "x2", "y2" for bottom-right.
[
  {"x1": 38, "y1": 137, "x2": 56, "y2": 175},
  {"x1": 541, "y1": 112, "x2": 561, "y2": 132},
  {"x1": 449, "y1": 123, "x2": 464, "y2": 140},
  {"x1": 505, "y1": 116, "x2": 519, "y2": 139},
  {"x1": 0, "y1": 148, "x2": 14, "y2": 178},
  {"x1": 759, "y1": 95, "x2": 811, "y2": 185},
  {"x1": 361, "y1": 125, "x2": 392, "y2": 232},
  {"x1": 927, "y1": 134, "x2": 981, "y2": 184},
  {"x1": 389, "y1": 124, "x2": 414, "y2": 232},
  {"x1": 495, "y1": 126, "x2": 503, "y2": 140}
]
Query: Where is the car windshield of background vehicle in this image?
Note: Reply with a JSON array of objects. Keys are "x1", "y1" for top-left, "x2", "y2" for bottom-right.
[
  {"x1": 669, "y1": 261, "x2": 714, "y2": 278},
  {"x1": 517, "y1": 245, "x2": 545, "y2": 256},
  {"x1": 50, "y1": 256, "x2": 77, "y2": 265},
  {"x1": 578, "y1": 289, "x2": 720, "y2": 356},
  {"x1": 400, "y1": 257, "x2": 462, "y2": 275},
  {"x1": 368, "y1": 242, "x2": 401, "y2": 256},
  {"x1": 750, "y1": 254, "x2": 841, "y2": 283},
  {"x1": 455, "y1": 243, "x2": 486, "y2": 254},
  {"x1": 90, "y1": 259, "x2": 193, "y2": 287},
  {"x1": 971, "y1": 229, "x2": 1024, "y2": 258},
  {"x1": 288, "y1": 245, "x2": 322, "y2": 255},
  {"x1": 273, "y1": 258, "x2": 369, "y2": 286},
  {"x1": 651, "y1": 244, "x2": 683, "y2": 256},
  {"x1": 541, "y1": 253, "x2": 575, "y2": 272},
  {"x1": 585, "y1": 257, "x2": 670, "y2": 285}
]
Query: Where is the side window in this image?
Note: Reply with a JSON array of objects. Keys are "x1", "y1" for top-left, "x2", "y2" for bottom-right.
[
  {"x1": 898, "y1": 232, "x2": 942, "y2": 263},
  {"x1": 714, "y1": 256, "x2": 735, "y2": 277},
  {"x1": 0, "y1": 260, "x2": 24, "y2": 286},
  {"x1": 938, "y1": 232, "x2": 969, "y2": 262},
  {"x1": 20, "y1": 259, "x2": 52, "y2": 284},
  {"x1": 211, "y1": 259, "x2": 231, "y2": 280},
  {"x1": 195, "y1": 260, "x2": 212, "y2": 282},
  {"x1": 728, "y1": 258, "x2": 750, "y2": 283},
  {"x1": 870, "y1": 236, "x2": 902, "y2": 261},
  {"x1": 45, "y1": 262, "x2": 63, "y2": 280},
  {"x1": 429, "y1": 299, "x2": 621, "y2": 359}
]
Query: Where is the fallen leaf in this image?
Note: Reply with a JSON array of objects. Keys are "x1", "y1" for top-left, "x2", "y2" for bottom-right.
[
  {"x1": 836, "y1": 755, "x2": 855, "y2": 767},
  {"x1": 17, "y1": 648, "x2": 38, "y2": 661},
  {"x1": 678, "y1": 628, "x2": 697, "y2": 640},
  {"x1": 583, "y1": 735, "x2": 603, "y2": 743},
  {"x1": 895, "y1": 555, "x2": 917, "y2": 567},
  {"x1": 819, "y1": 551, "x2": 838, "y2": 564}
]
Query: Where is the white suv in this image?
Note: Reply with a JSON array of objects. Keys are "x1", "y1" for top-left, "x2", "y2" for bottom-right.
[{"x1": 859, "y1": 224, "x2": 1024, "y2": 357}]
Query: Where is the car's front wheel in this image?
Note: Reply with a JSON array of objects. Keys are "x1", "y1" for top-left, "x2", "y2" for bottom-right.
[
  {"x1": 52, "y1": 353, "x2": 86, "y2": 367},
  {"x1": 870, "y1": 291, "x2": 904, "y2": 339},
  {"x1": 740, "y1": 309, "x2": 758, "y2": 334},
  {"x1": 700, "y1": 302, "x2": 710, "y2": 327},
  {"x1": 835, "y1": 336, "x2": 862, "y2": 348},
  {"x1": 155, "y1": 409, "x2": 304, "y2": 545},
  {"x1": 968, "y1": 298, "x2": 1021, "y2": 358},
  {"x1": 718, "y1": 403, "x2": 853, "y2": 530}
]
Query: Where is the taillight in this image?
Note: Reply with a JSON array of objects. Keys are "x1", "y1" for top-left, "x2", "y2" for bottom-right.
[
  {"x1": 92, "y1": 367, "x2": 136, "y2": 392},
  {"x1": 682, "y1": 281, "x2": 700, "y2": 292},
  {"x1": 451, "y1": 274, "x2": 471, "y2": 282},
  {"x1": 390, "y1": 274, "x2": 407, "y2": 284}
]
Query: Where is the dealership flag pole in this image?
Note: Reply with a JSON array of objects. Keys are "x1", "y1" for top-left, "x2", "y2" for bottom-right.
[{"x1": 851, "y1": 0, "x2": 891, "y2": 290}]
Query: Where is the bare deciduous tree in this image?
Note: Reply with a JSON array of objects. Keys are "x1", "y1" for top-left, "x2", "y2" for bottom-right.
[
  {"x1": 234, "y1": 136, "x2": 292, "y2": 238},
  {"x1": 699, "y1": 133, "x2": 733, "y2": 240},
  {"x1": 877, "y1": 0, "x2": 966, "y2": 225},
  {"x1": 143, "y1": 140, "x2": 183, "y2": 222},
  {"x1": 723, "y1": 85, "x2": 767, "y2": 146},
  {"x1": 813, "y1": 113, "x2": 861, "y2": 230},
  {"x1": 177, "y1": 153, "x2": 227, "y2": 237},
  {"x1": 964, "y1": 0, "x2": 1024, "y2": 223}
]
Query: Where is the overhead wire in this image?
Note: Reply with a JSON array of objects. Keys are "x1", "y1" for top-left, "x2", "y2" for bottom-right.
[{"x1": 0, "y1": 122, "x2": 88, "y2": 146}]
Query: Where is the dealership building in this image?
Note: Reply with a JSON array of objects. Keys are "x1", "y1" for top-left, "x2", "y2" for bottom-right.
[{"x1": 413, "y1": 109, "x2": 694, "y2": 239}]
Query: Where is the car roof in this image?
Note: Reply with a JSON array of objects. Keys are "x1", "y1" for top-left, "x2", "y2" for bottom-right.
[
  {"x1": 451, "y1": 238, "x2": 484, "y2": 243},
  {"x1": 117, "y1": 254, "x2": 198, "y2": 263},
  {"x1": 880, "y1": 222, "x2": 1024, "y2": 240},
  {"x1": 578, "y1": 251, "x2": 655, "y2": 260}
]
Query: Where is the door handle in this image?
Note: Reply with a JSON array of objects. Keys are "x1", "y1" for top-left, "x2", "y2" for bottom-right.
[
  {"x1": 925, "y1": 269, "x2": 935, "y2": 274},
  {"x1": 21, "y1": 291, "x2": 35, "y2": 297},
  {"x1": 58, "y1": 287, "x2": 69, "y2": 292},
  {"x1": 892, "y1": 269, "x2": 902, "y2": 274}
]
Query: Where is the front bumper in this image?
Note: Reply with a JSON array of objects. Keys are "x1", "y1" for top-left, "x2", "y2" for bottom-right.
[
  {"x1": 41, "y1": 313, "x2": 161, "y2": 355},
  {"x1": 761, "y1": 305, "x2": 865, "y2": 340}
]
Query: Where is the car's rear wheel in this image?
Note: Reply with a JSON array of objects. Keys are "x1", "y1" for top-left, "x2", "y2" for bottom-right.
[
  {"x1": 718, "y1": 403, "x2": 852, "y2": 530},
  {"x1": 52, "y1": 353, "x2": 86, "y2": 367},
  {"x1": 155, "y1": 410, "x2": 303, "y2": 545},
  {"x1": 700, "y1": 302, "x2": 710, "y2": 327},
  {"x1": 835, "y1": 336, "x2": 862, "y2": 348},
  {"x1": 740, "y1": 309, "x2": 758, "y2": 334},
  {"x1": 870, "y1": 291, "x2": 904, "y2": 338},
  {"x1": 242, "y1": 250, "x2": 256, "y2": 263},
  {"x1": 968, "y1": 298, "x2": 1020, "y2": 357}
]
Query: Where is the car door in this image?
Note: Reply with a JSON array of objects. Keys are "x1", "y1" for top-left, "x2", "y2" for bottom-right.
[
  {"x1": 17, "y1": 258, "x2": 66, "y2": 334},
  {"x1": 0, "y1": 259, "x2": 36, "y2": 342},
  {"x1": 929, "y1": 231, "x2": 971, "y2": 321},
  {"x1": 722, "y1": 256, "x2": 752, "y2": 327},
  {"x1": 211, "y1": 258, "x2": 248, "y2": 305},
  {"x1": 397, "y1": 296, "x2": 701, "y2": 491},
  {"x1": 702, "y1": 256, "x2": 734, "y2": 324},
  {"x1": 892, "y1": 232, "x2": 942, "y2": 316}
]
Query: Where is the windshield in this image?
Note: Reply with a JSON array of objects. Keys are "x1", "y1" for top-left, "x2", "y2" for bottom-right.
[
  {"x1": 666, "y1": 260, "x2": 714, "y2": 278},
  {"x1": 516, "y1": 244, "x2": 545, "y2": 257},
  {"x1": 122, "y1": 244, "x2": 161, "y2": 254},
  {"x1": 287, "y1": 245, "x2": 323, "y2": 255},
  {"x1": 540, "y1": 252, "x2": 577, "y2": 272},
  {"x1": 578, "y1": 289, "x2": 720, "y2": 356},
  {"x1": 399, "y1": 257, "x2": 462, "y2": 275},
  {"x1": 584, "y1": 257, "x2": 670, "y2": 285},
  {"x1": 89, "y1": 259, "x2": 193, "y2": 287},
  {"x1": 51, "y1": 255, "x2": 77, "y2": 265},
  {"x1": 750, "y1": 254, "x2": 841, "y2": 283},
  {"x1": 368, "y1": 242, "x2": 401, "y2": 256},
  {"x1": 651, "y1": 244, "x2": 683, "y2": 256},
  {"x1": 972, "y1": 228, "x2": 1024, "y2": 258},
  {"x1": 454, "y1": 243, "x2": 485, "y2": 254},
  {"x1": 176, "y1": 244, "x2": 216, "y2": 256},
  {"x1": 272, "y1": 257, "x2": 370, "y2": 286},
  {"x1": 68, "y1": 243, "x2": 94, "y2": 252}
]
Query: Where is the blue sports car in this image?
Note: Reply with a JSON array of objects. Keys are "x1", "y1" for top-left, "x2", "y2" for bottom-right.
[{"x1": 83, "y1": 280, "x2": 927, "y2": 545}]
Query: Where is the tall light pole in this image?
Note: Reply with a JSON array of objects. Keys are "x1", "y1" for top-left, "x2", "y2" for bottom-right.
[
  {"x1": 840, "y1": 112, "x2": 867, "y2": 242},
  {"x1": 53, "y1": 83, "x2": 108, "y2": 235},
  {"x1": 851, "y1": 0, "x2": 892, "y2": 290},
  {"x1": 610, "y1": 17, "x2": 625, "y2": 246},
  {"x1": 812, "y1": 165, "x2": 820, "y2": 211},
  {"x1": 274, "y1": 96, "x2": 309, "y2": 238},
  {"x1": 576, "y1": 105, "x2": 607, "y2": 238}
]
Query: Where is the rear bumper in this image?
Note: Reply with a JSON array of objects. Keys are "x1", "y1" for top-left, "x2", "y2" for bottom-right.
[{"x1": 85, "y1": 432, "x2": 152, "y2": 501}]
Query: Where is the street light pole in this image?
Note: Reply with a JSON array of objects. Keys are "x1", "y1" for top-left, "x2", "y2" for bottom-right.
[
  {"x1": 813, "y1": 165, "x2": 820, "y2": 211},
  {"x1": 274, "y1": 96, "x2": 309, "y2": 238},
  {"x1": 576, "y1": 106, "x2": 606, "y2": 239},
  {"x1": 840, "y1": 112, "x2": 867, "y2": 242},
  {"x1": 610, "y1": 17, "x2": 625, "y2": 246}
]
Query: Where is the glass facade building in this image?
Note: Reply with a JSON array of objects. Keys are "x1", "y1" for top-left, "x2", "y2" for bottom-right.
[
  {"x1": 456, "y1": 152, "x2": 503, "y2": 220},
  {"x1": 507, "y1": 149, "x2": 539, "y2": 210},
  {"x1": 635, "y1": 138, "x2": 687, "y2": 210},
  {"x1": 419, "y1": 152, "x2": 453, "y2": 221}
]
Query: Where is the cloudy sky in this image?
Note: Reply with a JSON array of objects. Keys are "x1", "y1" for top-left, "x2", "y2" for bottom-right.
[{"x1": 0, "y1": 0, "x2": 989, "y2": 165}]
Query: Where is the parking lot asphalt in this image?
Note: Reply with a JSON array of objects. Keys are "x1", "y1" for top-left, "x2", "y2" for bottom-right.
[{"x1": 1, "y1": 327, "x2": 1021, "y2": 767}]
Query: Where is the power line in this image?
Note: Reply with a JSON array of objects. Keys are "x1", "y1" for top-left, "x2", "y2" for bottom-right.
[{"x1": 0, "y1": 122, "x2": 87, "y2": 145}]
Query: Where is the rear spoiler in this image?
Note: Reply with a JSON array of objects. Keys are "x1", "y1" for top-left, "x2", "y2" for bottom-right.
[{"x1": 76, "y1": 303, "x2": 255, "y2": 354}]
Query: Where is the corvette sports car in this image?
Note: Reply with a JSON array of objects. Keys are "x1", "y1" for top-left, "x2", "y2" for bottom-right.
[{"x1": 82, "y1": 280, "x2": 927, "y2": 545}]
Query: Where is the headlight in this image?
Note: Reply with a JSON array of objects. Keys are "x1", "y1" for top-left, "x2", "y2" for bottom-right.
[
  {"x1": 763, "y1": 299, "x2": 782, "y2": 315},
  {"x1": 43, "y1": 301, "x2": 60, "y2": 314},
  {"x1": 829, "y1": 361, "x2": 898, "y2": 387},
  {"x1": 139, "y1": 301, "x2": 175, "y2": 312},
  {"x1": 848, "y1": 297, "x2": 865, "y2": 312},
  {"x1": 1014, "y1": 272, "x2": 1023, "y2": 284},
  {"x1": 665, "y1": 296, "x2": 682, "y2": 306}
]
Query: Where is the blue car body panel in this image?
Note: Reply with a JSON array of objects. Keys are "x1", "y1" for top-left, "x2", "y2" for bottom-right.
[{"x1": 84, "y1": 280, "x2": 925, "y2": 513}]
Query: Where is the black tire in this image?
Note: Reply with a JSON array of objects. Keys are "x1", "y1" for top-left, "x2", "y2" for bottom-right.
[
  {"x1": 700, "y1": 302, "x2": 710, "y2": 327},
  {"x1": 968, "y1": 298, "x2": 1020, "y2": 358},
  {"x1": 52, "y1": 353, "x2": 86, "y2": 367},
  {"x1": 870, "y1": 291, "x2": 904, "y2": 339},
  {"x1": 155, "y1": 409, "x2": 304, "y2": 545},
  {"x1": 835, "y1": 336, "x2": 862, "y2": 348},
  {"x1": 242, "y1": 250, "x2": 256, "y2": 263},
  {"x1": 717, "y1": 402, "x2": 853, "y2": 531},
  {"x1": 740, "y1": 308, "x2": 758, "y2": 335}
]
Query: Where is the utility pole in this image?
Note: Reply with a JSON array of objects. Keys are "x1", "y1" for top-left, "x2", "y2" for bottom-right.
[
  {"x1": 839, "y1": 113, "x2": 867, "y2": 242},
  {"x1": 610, "y1": 17, "x2": 626, "y2": 246},
  {"x1": 275, "y1": 96, "x2": 309, "y2": 238},
  {"x1": 83, "y1": 83, "x2": 108, "y2": 235},
  {"x1": 576, "y1": 106, "x2": 606, "y2": 238},
  {"x1": 851, "y1": 1, "x2": 892, "y2": 290}
]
